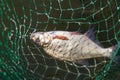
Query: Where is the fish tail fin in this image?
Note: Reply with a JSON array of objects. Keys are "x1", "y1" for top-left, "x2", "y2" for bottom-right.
[
  {"x1": 113, "y1": 55, "x2": 120, "y2": 64},
  {"x1": 110, "y1": 44, "x2": 118, "y2": 53},
  {"x1": 109, "y1": 44, "x2": 117, "y2": 57},
  {"x1": 109, "y1": 44, "x2": 120, "y2": 64},
  {"x1": 105, "y1": 44, "x2": 117, "y2": 58}
]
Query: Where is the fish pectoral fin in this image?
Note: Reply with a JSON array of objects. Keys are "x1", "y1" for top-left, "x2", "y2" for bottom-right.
[
  {"x1": 53, "y1": 35, "x2": 69, "y2": 40},
  {"x1": 75, "y1": 59, "x2": 90, "y2": 66}
]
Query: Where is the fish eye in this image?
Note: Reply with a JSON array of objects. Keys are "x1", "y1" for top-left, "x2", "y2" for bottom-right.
[
  {"x1": 30, "y1": 34, "x2": 35, "y2": 39},
  {"x1": 35, "y1": 38, "x2": 40, "y2": 43}
]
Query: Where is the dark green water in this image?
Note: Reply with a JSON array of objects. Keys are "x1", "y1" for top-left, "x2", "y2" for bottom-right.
[{"x1": 0, "y1": 0, "x2": 120, "y2": 80}]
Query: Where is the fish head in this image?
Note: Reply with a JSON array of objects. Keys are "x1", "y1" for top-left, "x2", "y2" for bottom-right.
[
  {"x1": 30, "y1": 32, "x2": 53, "y2": 47},
  {"x1": 30, "y1": 31, "x2": 78, "y2": 47}
]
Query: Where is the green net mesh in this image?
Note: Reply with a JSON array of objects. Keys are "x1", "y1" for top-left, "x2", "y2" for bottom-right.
[{"x1": 0, "y1": 0, "x2": 120, "y2": 80}]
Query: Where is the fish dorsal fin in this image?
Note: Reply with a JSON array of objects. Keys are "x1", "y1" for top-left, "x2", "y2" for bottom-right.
[
  {"x1": 84, "y1": 28, "x2": 96, "y2": 41},
  {"x1": 84, "y1": 28, "x2": 103, "y2": 47}
]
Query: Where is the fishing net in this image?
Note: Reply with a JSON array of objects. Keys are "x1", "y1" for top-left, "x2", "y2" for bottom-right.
[{"x1": 0, "y1": 0, "x2": 120, "y2": 80}]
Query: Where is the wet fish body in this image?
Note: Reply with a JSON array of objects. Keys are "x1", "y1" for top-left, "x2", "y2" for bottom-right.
[{"x1": 30, "y1": 29, "x2": 117, "y2": 63}]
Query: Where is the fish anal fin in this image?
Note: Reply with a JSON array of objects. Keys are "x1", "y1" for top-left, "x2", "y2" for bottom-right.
[
  {"x1": 75, "y1": 59, "x2": 90, "y2": 66},
  {"x1": 53, "y1": 35, "x2": 69, "y2": 40}
]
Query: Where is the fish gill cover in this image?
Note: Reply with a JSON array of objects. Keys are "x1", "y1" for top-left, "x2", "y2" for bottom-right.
[{"x1": 0, "y1": 0, "x2": 120, "y2": 80}]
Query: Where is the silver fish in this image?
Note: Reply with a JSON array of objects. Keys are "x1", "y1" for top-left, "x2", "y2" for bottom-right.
[{"x1": 30, "y1": 29, "x2": 117, "y2": 65}]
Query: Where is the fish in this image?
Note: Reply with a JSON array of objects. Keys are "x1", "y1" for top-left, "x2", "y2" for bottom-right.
[{"x1": 30, "y1": 29, "x2": 118, "y2": 65}]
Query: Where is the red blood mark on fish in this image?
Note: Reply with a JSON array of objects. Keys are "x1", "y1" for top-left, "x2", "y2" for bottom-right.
[{"x1": 53, "y1": 35, "x2": 69, "y2": 40}]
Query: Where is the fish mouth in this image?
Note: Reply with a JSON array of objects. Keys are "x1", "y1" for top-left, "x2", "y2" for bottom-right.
[
  {"x1": 29, "y1": 33, "x2": 39, "y2": 45},
  {"x1": 30, "y1": 33, "x2": 34, "y2": 39}
]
